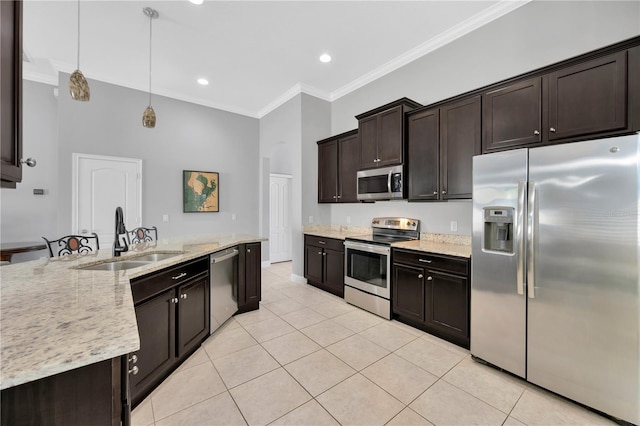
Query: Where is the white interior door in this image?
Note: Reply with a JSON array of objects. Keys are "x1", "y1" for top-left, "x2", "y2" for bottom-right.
[
  {"x1": 269, "y1": 174, "x2": 292, "y2": 263},
  {"x1": 72, "y1": 153, "x2": 142, "y2": 247}
]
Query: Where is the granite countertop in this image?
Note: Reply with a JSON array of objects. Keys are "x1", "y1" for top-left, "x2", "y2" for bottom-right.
[
  {"x1": 392, "y1": 239, "x2": 471, "y2": 258},
  {"x1": 0, "y1": 234, "x2": 265, "y2": 390},
  {"x1": 303, "y1": 229, "x2": 371, "y2": 240}
]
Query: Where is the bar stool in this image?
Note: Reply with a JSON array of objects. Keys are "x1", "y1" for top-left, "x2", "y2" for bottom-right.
[
  {"x1": 126, "y1": 226, "x2": 158, "y2": 244},
  {"x1": 42, "y1": 233, "x2": 100, "y2": 257}
]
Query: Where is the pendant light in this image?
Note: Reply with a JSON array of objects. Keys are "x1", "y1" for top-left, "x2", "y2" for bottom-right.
[
  {"x1": 69, "y1": 0, "x2": 90, "y2": 101},
  {"x1": 142, "y1": 7, "x2": 158, "y2": 128}
]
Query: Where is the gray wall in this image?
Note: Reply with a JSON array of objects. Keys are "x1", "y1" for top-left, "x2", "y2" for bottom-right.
[
  {"x1": 56, "y1": 73, "x2": 260, "y2": 240},
  {"x1": 2, "y1": 75, "x2": 260, "y2": 250},
  {"x1": 320, "y1": 0, "x2": 640, "y2": 235},
  {"x1": 1, "y1": 81, "x2": 59, "y2": 245}
]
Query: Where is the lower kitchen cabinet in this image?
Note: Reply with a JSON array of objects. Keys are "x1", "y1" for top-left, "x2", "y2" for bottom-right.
[
  {"x1": 392, "y1": 248, "x2": 470, "y2": 348},
  {"x1": 238, "y1": 242, "x2": 261, "y2": 313},
  {"x1": 129, "y1": 256, "x2": 210, "y2": 407},
  {"x1": 304, "y1": 235, "x2": 344, "y2": 297},
  {"x1": 1, "y1": 356, "x2": 126, "y2": 426}
]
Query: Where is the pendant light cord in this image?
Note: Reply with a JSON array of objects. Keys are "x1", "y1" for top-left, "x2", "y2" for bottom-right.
[
  {"x1": 148, "y1": 12, "x2": 153, "y2": 106},
  {"x1": 76, "y1": 0, "x2": 81, "y2": 69}
]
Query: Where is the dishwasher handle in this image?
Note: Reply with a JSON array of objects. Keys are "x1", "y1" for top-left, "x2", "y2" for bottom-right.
[{"x1": 210, "y1": 249, "x2": 239, "y2": 264}]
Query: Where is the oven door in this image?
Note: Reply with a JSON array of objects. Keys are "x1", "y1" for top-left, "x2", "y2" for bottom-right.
[{"x1": 344, "y1": 241, "x2": 391, "y2": 299}]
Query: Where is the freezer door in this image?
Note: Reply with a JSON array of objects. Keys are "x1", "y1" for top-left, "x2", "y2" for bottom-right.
[
  {"x1": 527, "y1": 135, "x2": 640, "y2": 424},
  {"x1": 471, "y1": 149, "x2": 528, "y2": 378}
]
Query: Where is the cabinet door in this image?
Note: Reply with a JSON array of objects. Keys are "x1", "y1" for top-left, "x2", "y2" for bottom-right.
[
  {"x1": 377, "y1": 106, "x2": 404, "y2": 167},
  {"x1": 244, "y1": 242, "x2": 261, "y2": 305},
  {"x1": 318, "y1": 140, "x2": 338, "y2": 203},
  {"x1": 323, "y1": 248, "x2": 344, "y2": 297},
  {"x1": 407, "y1": 108, "x2": 439, "y2": 201},
  {"x1": 0, "y1": 0, "x2": 22, "y2": 188},
  {"x1": 425, "y1": 270, "x2": 469, "y2": 345},
  {"x1": 392, "y1": 264, "x2": 425, "y2": 322},
  {"x1": 177, "y1": 277, "x2": 210, "y2": 358},
  {"x1": 358, "y1": 115, "x2": 379, "y2": 169},
  {"x1": 440, "y1": 96, "x2": 481, "y2": 199},
  {"x1": 337, "y1": 133, "x2": 359, "y2": 203},
  {"x1": 131, "y1": 288, "x2": 176, "y2": 405},
  {"x1": 304, "y1": 244, "x2": 324, "y2": 284},
  {"x1": 483, "y1": 78, "x2": 542, "y2": 152},
  {"x1": 547, "y1": 51, "x2": 627, "y2": 141}
]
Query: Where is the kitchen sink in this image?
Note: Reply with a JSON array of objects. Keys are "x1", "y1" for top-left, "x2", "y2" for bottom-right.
[
  {"x1": 129, "y1": 252, "x2": 183, "y2": 262},
  {"x1": 78, "y1": 260, "x2": 151, "y2": 271}
]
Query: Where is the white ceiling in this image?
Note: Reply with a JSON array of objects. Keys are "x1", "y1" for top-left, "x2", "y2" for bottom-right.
[{"x1": 23, "y1": 0, "x2": 529, "y2": 118}]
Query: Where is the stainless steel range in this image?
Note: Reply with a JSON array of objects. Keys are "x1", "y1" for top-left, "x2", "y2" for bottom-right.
[{"x1": 344, "y1": 217, "x2": 420, "y2": 319}]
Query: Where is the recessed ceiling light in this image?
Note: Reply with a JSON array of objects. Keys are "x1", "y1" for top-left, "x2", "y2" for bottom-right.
[
  {"x1": 189, "y1": 0, "x2": 203, "y2": 5},
  {"x1": 319, "y1": 54, "x2": 332, "y2": 63},
  {"x1": 197, "y1": 78, "x2": 209, "y2": 86}
]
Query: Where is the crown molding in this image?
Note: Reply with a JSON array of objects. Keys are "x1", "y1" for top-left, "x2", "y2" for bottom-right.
[
  {"x1": 256, "y1": 83, "x2": 330, "y2": 119},
  {"x1": 329, "y1": 0, "x2": 531, "y2": 101}
]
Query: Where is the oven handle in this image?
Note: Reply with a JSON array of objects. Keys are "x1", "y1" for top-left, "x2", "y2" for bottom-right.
[{"x1": 344, "y1": 241, "x2": 390, "y2": 255}]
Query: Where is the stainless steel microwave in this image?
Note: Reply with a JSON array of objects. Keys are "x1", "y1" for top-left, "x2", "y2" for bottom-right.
[{"x1": 357, "y1": 165, "x2": 404, "y2": 201}]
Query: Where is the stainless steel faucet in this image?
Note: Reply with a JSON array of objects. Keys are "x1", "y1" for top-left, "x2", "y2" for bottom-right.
[{"x1": 113, "y1": 206, "x2": 129, "y2": 257}]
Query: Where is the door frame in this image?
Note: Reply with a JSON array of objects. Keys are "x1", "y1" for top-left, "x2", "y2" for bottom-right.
[{"x1": 71, "y1": 153, "x2": 143, "y2": 235}]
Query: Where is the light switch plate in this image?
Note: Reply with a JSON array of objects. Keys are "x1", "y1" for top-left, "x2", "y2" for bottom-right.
[
  {"x1": 231, "y1": 213, "x2": 237, "y2": 221},
  {"x1": 162, "y1": 214, "x2": 169, "y2": 223},
  {"x1": 309, "y1": 216, "x2": 314, "y2": 224},
  {"x1": 450, "y1": 221, "x2": 458, "y2": 232}
]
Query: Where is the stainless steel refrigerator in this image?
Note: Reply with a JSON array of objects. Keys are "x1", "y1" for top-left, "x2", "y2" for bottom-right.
[{"x1": 471, "y1": 134, "x2": 639, "y2": 424}]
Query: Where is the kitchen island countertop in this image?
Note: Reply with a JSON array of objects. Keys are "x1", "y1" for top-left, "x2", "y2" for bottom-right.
[{"x1": 0, "y1": 234, "x2": 265, "y2": 390}]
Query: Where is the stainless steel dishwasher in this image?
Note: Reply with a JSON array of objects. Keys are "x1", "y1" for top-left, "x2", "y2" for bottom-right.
[{"x1": 209, "y1": 247, "x2": 239, "y2": 334}]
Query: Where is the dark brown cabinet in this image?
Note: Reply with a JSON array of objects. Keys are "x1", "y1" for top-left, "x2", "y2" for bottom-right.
[
  {"x1": 0, "y1": 0, "x2": 22, "y2": 188},
  {"x1": 483, "y1": 78, "x2": 542, "y2": 152},
  {"x1": 547, "y1": 51, "x2": 627, "y2": 141},
  {"x1": 304, "y1": 235, "x2": 344, "y2": 297},
  {"x1": 407, "y1": 96, "x2": 480, "y2": 201},
  {"x1": 238, "y1": 242, "x2": 261, "y2": 312},
  {"x1": 317, "y1": 130, "x2": 359, "y2": 203},
  {"x1": 1, "y1": 357, "x2": 126, "y2": 426},
  {"x1": 392, "y1": 248, "x2": 470, "y2": 348},
  {"x1": 356, "y1": 98, "x2": 421, "y2": 170},
  {"x1": 129, "y1": 257, "x2": 210, "y2": 406}
]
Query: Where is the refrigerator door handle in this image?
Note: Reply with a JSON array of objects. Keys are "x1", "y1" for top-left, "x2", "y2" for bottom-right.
[
  {"x1": 527, "y1": 181, "x2": 536, "y2": 299},
  {"x1": 516, "y1": 180, "x2": 526, "y2": 295}
]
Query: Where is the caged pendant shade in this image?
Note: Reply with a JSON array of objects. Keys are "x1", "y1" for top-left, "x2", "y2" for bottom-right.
[
  {"x1": 69, "y1": 0, "x2": 90, "y2": 101},
  {"x1": 142, "y1": 7, "x2": 158, "y2": 128}
]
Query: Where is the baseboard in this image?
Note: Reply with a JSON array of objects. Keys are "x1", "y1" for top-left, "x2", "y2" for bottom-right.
[{"x1": 290, "y1": 273, "x2": 307, "y2": 284}]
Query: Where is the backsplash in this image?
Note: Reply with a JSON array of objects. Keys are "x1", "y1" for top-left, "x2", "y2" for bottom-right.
[{"x1": 304, "y1": 224, "x2": 471, "y2": 246}]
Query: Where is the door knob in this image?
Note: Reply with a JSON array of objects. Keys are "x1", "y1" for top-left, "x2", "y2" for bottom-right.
[
  {"x1": 550, "y1": 127, "x2": 556, "y2": 133},
  {"x1": 534, "y1": 130, "x2": 540, "y2": 135},
  {"x1": 427, "y1": 276, "x2": 433, "y2": 281},
  {"x1": 441, "y1": 190, "x2": 447, "y2": 195},
  {"x1": 432, "y1": 191, "x2": 438, "y2": 195},
  {"x1": 129, "y1": 366, "x2": 139, "y2": 375},
  {"x1": 171, "y1": 297, "x2": 179, "y2": 304},
  {"x1": 129, "y1": 354, "x2": 138, "y2": 364},
  {"x1": 180, "y1": 293, "x2": 188, "y2": 299},
  {"x1": 418, "y1": 274, "x2": 423, "y2": 279},
  {"x1": 81, "y1": 229, "x2": 88, "y2": 234}
]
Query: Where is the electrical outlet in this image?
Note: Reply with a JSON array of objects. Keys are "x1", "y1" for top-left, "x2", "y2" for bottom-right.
[
  {"x1": 309, "y1": 216, "x2": 314, "y2": 224},
  {"x1": 347, "y1": 216, "x2": 351, "y2": 224},
  {"x1": 450, "y1": 221, "x2": 458, "y2": 232},
  {"x1": 231, "y1": 213, "x2": 237, "y2": 221},
  {"x1": 162, "y1": 214, "x2": 169, "y2": 223}
]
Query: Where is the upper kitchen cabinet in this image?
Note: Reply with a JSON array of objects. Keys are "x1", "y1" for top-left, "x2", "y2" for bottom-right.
[
  {"x1": 317, "y1": 129, "x2": 359, "y2": 203},
  {"x1": 407, "y1": 96, "x2": 480, "y2": 201},
  {"x1": 440, "y1": 96, "x2": 481, "y2": 199},
  {"x1": 483, "y1": 78, "x2": 542, "y2": 152},
  {"x1": 546, "y1": 51, "x2": 627, "y2": 141},
  {"x1": 0, "y1": 0, "x2": 22, "y2": 188},
  {"x1": 356, "y1": 98, "x2": 421, "y2": 170}
]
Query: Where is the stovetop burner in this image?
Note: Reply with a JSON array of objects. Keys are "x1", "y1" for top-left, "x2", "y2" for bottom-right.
[{"x1": 345, "y1": 217, "x2": 420, "y2": 246}]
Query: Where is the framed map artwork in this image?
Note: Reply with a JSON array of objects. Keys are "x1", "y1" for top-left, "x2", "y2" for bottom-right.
[{"x1": 183, "y1": 170, "x2": 219, "y2": 212}]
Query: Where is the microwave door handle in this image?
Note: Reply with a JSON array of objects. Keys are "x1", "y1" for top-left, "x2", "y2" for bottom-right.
[{"x1": 387, "y1": 170, "x2": 392, "y2": 194}]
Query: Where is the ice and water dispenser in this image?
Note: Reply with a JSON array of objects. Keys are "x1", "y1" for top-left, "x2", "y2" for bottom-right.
[{"x1": 483, "y1": 207, "x2": 514, "y2": 253}]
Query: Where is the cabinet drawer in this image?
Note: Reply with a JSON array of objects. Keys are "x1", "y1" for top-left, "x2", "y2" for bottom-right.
[
  {"x1": 393, "y1": 249, "x2": 468, "y2": 275},
  {"x1": 131, "y1": 257, "x2": 209, "y2": 304},
  {"x1": 304, "y1": 235, "x2": 344, "y2": 252}
]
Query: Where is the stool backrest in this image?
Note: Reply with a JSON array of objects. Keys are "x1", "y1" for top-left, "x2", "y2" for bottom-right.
[
  {"x1": 126, "y1": 226, "x2": 158, "y2": 244},
  {"x1": 42, "y1": 233, "x2": 100, "y2": 257}
]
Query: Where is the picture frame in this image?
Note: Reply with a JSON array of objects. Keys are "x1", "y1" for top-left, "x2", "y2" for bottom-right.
[{"x1": 183, "y1": 170, "x2": 219, "y2": 212}]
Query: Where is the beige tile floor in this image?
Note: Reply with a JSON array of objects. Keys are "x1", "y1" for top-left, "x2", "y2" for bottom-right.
[{"x1": 132, "y1": 261, "x2": 616, "y2": 426}]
